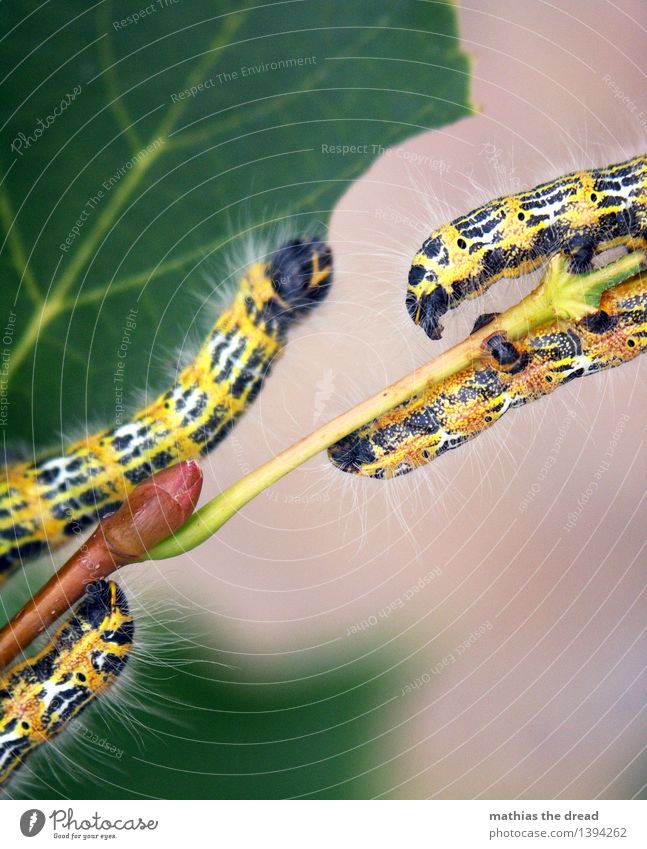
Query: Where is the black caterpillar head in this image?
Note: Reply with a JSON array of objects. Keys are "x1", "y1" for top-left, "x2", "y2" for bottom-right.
[
  {"x1": 327, "y1": 431, "x2": 377, "y2": 476},
  {"x1": 268, "y1": 238, "x2": 333, "y2": 323},
  {"x1": 78, "y1": 580, "x2": 129, "y2": 629}
]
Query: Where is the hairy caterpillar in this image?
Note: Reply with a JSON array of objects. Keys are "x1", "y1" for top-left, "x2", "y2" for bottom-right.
[
  {"x1": 329, "y1": 274, "x2": 647, "y2": 478},
  {"x1": 0, "y1": 579, "x2": 132, "y2": 785},
  {"x1": 0, "y1": 238, "x2": 332, "y2": 583},
  {"x1": 406, "y1": 154, "x2": 647, "y2": 339}
]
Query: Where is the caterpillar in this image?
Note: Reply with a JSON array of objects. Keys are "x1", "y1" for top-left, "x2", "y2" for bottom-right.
[
  {"x1": 329, "y1": 274, "x2": 647, "y2": 478},
  {"x1": 406, "y1": 154, "x2": 647, "y2": 339},
  {"x1": 0, "y1": 238, "x2": 332, "y2": 583},
  {"x1": 0, "y1": 579, "x2": 133, "y2": 785}
]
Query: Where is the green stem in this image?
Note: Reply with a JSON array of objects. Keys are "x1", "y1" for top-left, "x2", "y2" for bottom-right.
[{"x1": 148, "y1": 250, "x2": 645, "y2": 560}]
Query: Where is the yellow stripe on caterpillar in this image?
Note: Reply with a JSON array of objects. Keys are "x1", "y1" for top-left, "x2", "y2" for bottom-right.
[
  {"x1": 0, "y1": 579, "x2": 133, "y2": 785},
  {"x1": 407, "y1": 154, "x2": 647, "y2": 339},
  {"x1": 330, "y1": 274, "x2": 647, "y2": 478},
  {"x1": 0, "y1": 239, "x2": 332, "y2": 582}
]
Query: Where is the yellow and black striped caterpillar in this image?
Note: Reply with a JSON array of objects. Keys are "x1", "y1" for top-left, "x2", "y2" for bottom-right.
[
  {"x1": 406, "y1": 154, "x2": 647, "y2": 339},
  {"x1": 329, "y1": 274, "x2": 647, "y2": 478},
  {"x1": 0, "y1": 579, "x2": 132, "y2": 785},
  {"x1": 0, "y1": 238, "x2": 332, "y2": 583}
]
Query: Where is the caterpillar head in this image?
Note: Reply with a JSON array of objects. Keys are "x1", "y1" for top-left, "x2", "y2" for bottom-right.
[
  {"x1": 406, "y1": 224, "x2": 478, "y2": 340},
  {"x1": 328, "y1": 429, "x2": 379, "y2": 477},
  {"x1": 240, "y1": 238, "x2": 333, "y2": 332},
  {"x1": 268, "y1": 237, "x2": 333, "y2": 321}
]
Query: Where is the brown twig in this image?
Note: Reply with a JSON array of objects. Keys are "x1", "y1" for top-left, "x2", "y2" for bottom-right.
[{"x1": 0, "y1": 460, "x2": 202, "y2": 670}]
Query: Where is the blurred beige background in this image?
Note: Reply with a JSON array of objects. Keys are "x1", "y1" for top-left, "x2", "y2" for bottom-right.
[{"x1": 128, "y1": 0, "x2": 647, "y2": 798}]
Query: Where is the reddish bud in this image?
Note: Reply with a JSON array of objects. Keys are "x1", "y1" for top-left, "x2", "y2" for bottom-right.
[{"x1": 101, "y1": 460, "x2": 203, "y2": 560}]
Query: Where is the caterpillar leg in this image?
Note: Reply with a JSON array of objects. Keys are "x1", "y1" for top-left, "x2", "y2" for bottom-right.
[
  {"x1": 331, "y1": 274, "x2": 647, "y2": 479},
  {"x1": 563, "y1": 234, "x2": 595, "y2": 274},
  {"x1": 470, "y1": 312, "x2": 500, "y2": 334},
  {"x1": 0, "y1": 238, "x2": 333, "y2": 583},
  {"x1": 0, "y1": 579, "x2": 133, "y2": 785}
]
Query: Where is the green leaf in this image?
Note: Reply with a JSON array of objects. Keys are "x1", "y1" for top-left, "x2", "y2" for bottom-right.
[{"x1": 0, "y1": 0, "x2": 472, "y2": 448}]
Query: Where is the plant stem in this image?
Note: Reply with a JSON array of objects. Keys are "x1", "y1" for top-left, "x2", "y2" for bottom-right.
[{"x1": 148, "y1": 250, "x2": 645, "y2": 559}]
